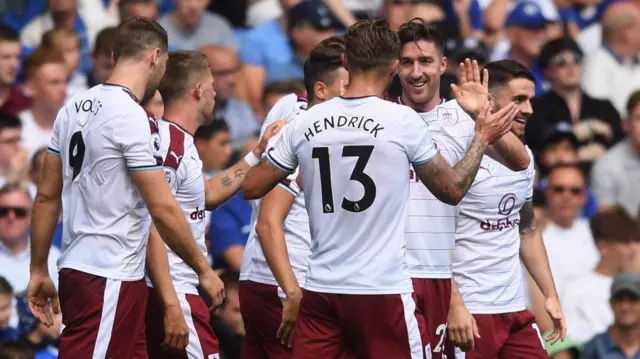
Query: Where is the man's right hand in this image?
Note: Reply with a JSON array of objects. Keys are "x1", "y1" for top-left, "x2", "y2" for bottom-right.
[
  {"x1": 162, "y1": 303, "x2": 189, "y2": 351},
  {"x1": 277, "y1": 290, "x2": 302, "y2": 349},
  {"x1": 474, "y1": 100, "x2": 518, "y2": 144},
  {"x1": 447, "y1": 300, "x2": 480, "y2": 352},
  {"x1": 26, "y1": 273, "x2": 60, "y2": 327},
  {"x1": 198, "y1": 269, "x2": 225, "y2": 310}
]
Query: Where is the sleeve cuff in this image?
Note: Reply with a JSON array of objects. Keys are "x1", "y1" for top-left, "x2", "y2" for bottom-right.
[
  {"x1": 129, "y1": 165, "x2": 163, "y2": 171},
  {"x1": 47, "y1": 148, "x2": 60, "y2": 156},
  {"x1": 266, "y1": 152, "x2": 295, "y2": 173}
]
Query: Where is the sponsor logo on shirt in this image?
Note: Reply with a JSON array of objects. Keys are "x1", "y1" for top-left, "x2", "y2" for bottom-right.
[
  {"x1": 150, "y1": 132, "x2": 161, "y2": 156},
  {"x1": 190, "y1": 207, "x2": 205, "y2": 220},
  {"x1": 480, "y1": 217, "x2": 520, "y2": 231}
]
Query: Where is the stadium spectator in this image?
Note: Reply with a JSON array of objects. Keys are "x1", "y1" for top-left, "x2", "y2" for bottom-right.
[
  {"x1": 238, "y1": 0, "x2": 340, "y2": 116},
  {"x1": 194, "y1": 120, "x2": 233, "y2": 178},
  {"x1": 0, "y1": 113, "x2": 24, "y2": 186},
  {"x1": 561, "y1": 208, "x2": 640, "y2": 343},
  {"x1": 14, "y1": 294, "x2": 59, "y2": 359},
  {"x1": 492, "y1": 1, "x2": 556, "y2": 94},
  {"x1": 581, "y1": 2, "x2": 640, "y2": 117},
  {"x1": 158, "y1": 0, "x2": 237, "y2": 51},
  {"x1": 261, "y1": 80, "x2": 305, "y2": 115},
  {"x1": 87, "y1": 26, "x2": 115, "y2": 88},
  {"x1": 541, "y1": 165, "x2": 600, "y2": 300},
  {"x1": 0, "y1": 184, "x2": 60, "y2": 294},
  {"x1": 582, "y1": 272, "x2": 640, "y2": 359},
  {"x1": 200, "y1": 45, "x2": 259, "y2": 152},
  {"x1": 591, "y1": 90, "x2": 640, "y2": 216},
  {"x1": 527, "y1": 37, "x2": 623, "y2": 167},
  {"x1": 0, "y1": 26, "x2": 30, "y2": 116},
  {"x1": 211, "y1": 271, "x2": 243, "y2": 359},
  {"x1": 41, "y1": 28, "x2": 88, "y2": 98},
  {"x1": 19, "y1": 0, "x2": 117, "y2": 74},
  {"x1": 18, "y1": 48, "x2": 67, "y2": 158},
  {"x1": 0, "y1": 277, "x2": 18, "y2": 342},
  {"x1": 0, "y1": 340, "x2": 34, "y2": 359},
  {"x1": 142, "y1": 89, "x2": 164, "y2": 118},
  {"x1": 118, "y1": 0, "x2": 159, "y2": 21}
]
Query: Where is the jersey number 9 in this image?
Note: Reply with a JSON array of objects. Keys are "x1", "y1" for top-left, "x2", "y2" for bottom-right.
[{"x1": 69, "y1": 131, "x2": 85, "y2": 180}]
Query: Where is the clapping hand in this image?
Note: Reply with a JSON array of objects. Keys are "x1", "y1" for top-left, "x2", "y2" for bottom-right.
[{"x1": 451, "y1": 59, "x2": 490, "y2": 119}]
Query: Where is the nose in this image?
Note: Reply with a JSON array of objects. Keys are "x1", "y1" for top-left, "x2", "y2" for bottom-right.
[{"x1": 520, "y1": 100, "x2": 533, "y2": 117}]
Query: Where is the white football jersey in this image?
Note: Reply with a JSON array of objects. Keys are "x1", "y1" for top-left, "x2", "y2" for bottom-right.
[
  {"x1": 48, "y1": 84, "x2": 164, "y2": 280},
  {"x1": 403, "y1": 99, "x2": 476, "y2": 279},
  {"x1": 267, "y1": 96, "x2": 438, "y2": 294},
  {"x1": 144, "y1": 119, "x2": 209, "y2": 294},
  {"x1": 240, "y1": 93, "x2": 312, "y2": 287},
  {"x1": 453, "y1": 147, "x2": 536, "y2": 314}
]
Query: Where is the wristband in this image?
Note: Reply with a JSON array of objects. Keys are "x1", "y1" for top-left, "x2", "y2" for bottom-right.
[{"x1": 244, "y1": 151, "x2": 261, "y2": 167}]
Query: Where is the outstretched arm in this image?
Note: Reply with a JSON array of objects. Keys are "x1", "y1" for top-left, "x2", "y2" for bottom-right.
[
  {"x1": 242, "y1": 158, "x2": 290, "y2": 200},
  {"x1": 205, "y1": 121, "x2": 284, "y2": 210},
  {"x1": 486, "y1": 132, "x2": 530, "y2": 171}
]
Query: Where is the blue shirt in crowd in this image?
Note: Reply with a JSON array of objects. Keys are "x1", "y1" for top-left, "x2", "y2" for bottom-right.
[
  {"x1": 583, "y1": 330, "x2": 640, "y2": 359},
  {"x1": 208, "y1": 192, "x2": 252, "y2": 269}
]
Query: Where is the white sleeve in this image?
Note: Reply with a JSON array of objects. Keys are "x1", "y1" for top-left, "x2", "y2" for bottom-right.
[
  {"x1": 47, "y1": 108, "x2": 65, "y2": 156},
  {"x1": 113, "y1": 108, "x2": 163, "y2": 171},
  {"x1": 277, "y1": 169, "x2": 301, "y2": 197},
  {"x1": 403, "y1": 109, "x2": 438, "y2": 165},
  {"x1": 525, "y1": 148, "x2": 535, "y2": 201},
  {"x1": 266, "y1": 120, "x2": 297, "y2": 174}
]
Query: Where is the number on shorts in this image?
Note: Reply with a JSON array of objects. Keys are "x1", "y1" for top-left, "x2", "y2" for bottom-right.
[
  {"x1": 434, "y1": 323, "x2": 447, "y2": 353},
  {"x1": 312, "y1": 145, "x2": 377, "y2": 213},
  {"x1": 69, "y1": 131, "x2": 85, "y2": 180},
  {"x1": 531, "y1": 323, "x2": 545, "y2": 349}
]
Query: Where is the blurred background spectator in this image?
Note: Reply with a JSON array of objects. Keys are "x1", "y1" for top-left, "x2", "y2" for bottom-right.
[{"x1": 0, "y1": 0, "x2": 639, "y2": 356}]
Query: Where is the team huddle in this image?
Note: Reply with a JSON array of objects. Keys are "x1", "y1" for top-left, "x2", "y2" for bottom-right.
[{"x1": 25, "y1": 15, "x2": 566, "y2": 359}]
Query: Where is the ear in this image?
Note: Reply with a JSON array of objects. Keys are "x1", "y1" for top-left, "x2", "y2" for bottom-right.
[
  {"x1": 314, "y1": 81, "x2": 326, "y2": 101},
  {"x1": 151, "y1": 48, "x2": 161, "y2": 67},
  {"x1": 440, "y1": 56, "x2": 448, "y2": 75},
  {"x1": 341, "y1": 53, "x2": 348, "y2": 72},
  {"x1": 390, "y1": 59, "x2": 398, "y2": 77},
  {"x1": 622, "y1": 117, "x2": 631, "y2": 135},
  {"x1": 195, "y1": 82, "x2": 203, "y2": 100}
]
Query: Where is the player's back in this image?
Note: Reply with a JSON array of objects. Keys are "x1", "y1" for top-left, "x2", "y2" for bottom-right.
[
  {"x1": 453, "y1": 147, "x2": 535, "y2": 314},
  {"x1": 405, "y1": 99, "x2": 475, "y2": 279},
  {"x1": 271, "y1": 96, "x2": 437, "y2": 294},
  {"x1": 50, "y1": 84, "x2": 163, "y2": 280},
  {"x1": 241, "y1": 93, "x2": 310, "y2": 286}
]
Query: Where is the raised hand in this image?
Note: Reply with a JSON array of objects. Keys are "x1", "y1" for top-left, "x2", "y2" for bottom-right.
[
  {"x1": 26, "y1": 273, "x2": 60, "y2": 327},
  {"x1": 451, "y1": 59, "x2": 490, "y2": 119},
  {"x1": 474, "y1": 99, "x2": 518, "y2": 145}
]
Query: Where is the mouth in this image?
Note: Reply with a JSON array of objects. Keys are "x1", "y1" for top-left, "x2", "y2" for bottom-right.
[
  {"x1": 514, "y1": 117, "x2": 527, "y2": 125},
  {"x1": 409, "y1": 80, "x2": 426, "y2": 89}
]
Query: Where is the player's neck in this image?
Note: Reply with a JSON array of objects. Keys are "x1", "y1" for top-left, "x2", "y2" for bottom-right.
[
  {"x1": 342, "y1": 74, "x2": 387, "y2": 99},
  {"x1": 400, "y1": 91, "x2": 441, "y2": 113},
  {"x1": 31, "y1": 101, "x2": 57, "y2": 129},
  {"x1": 106, "y1": 65, "x2": 150, "y2": 104},
  {"x1": 163, "y1": 102, "x2": 199, "y2": 135}
]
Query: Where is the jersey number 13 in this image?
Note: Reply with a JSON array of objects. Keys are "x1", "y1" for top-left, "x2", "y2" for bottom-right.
[{"x1": 312, "y1": 145, "x2": 376, "y2": 214}]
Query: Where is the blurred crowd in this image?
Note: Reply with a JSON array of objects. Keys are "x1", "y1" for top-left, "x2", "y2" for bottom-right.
[{"x1": 0, "y1": 0, "x2": 639, "y2": 358}]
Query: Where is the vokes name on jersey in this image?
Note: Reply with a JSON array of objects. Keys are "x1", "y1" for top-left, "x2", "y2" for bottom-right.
[{"x1": 303, "y1": 115, "x2": 385, "y2": 142}]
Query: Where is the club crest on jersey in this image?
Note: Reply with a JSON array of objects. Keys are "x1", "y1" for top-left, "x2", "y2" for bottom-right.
[
  {"x1": 437, "y1": 108, "x2": 458, "y2": 126},
  {"x1": 498, "y1": 193, "x2": 517, "y2": 215},
  {"x1": 150, "y1": 133, "x2": 161, "y2": 156},
  {"x1": 164, "y1": 168, "x2": 178, "y2": 190}
]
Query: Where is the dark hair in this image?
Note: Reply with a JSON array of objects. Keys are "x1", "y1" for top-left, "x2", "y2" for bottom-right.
[
  {"x1": 0, "y1": 340, "x2": 34, "y2": 359},
  {"x1": 22, "y1": 48, "x2": 65, "y2": 81},
  {"x1": 158, "y1": 50, "x2": 210, "y2": 105},
  {"x1": 538, "y1": 37, "x2": 583, "y2": 70},
  {"x1": 482, "y1": 60, "x2": 536, "y2": 90},
  {"x1": 626, "y1": 90, "x2": 640, "y2": 116},
  {"x1": 590, "y1": 206, "x2": 639, "y2": 243},
  {"x1": 263, "y1": 80, "x2": 306, "y2": 103},
  {"x1": 194, "y1": 120, "x2": 229, "y2": 141},
  {"x1": 303, "y1": 36, "x2": 345, "y2": 102},
  {"x1": 113, "y1": 16, "x2": 167, "y2": 63},
  {"x1": 344, "y1": 19, "x2": 400, "y2": 74},
  {"x1": 397, "y1": 18, "x2": 445, "y2": 56},
  {"x1": 0, "y1": 24, "x2": 19, "y2": 43},
  {"x1": 0, "y1": 276, "x2": 12, "y2": 295},
  {"x1": 0, "y1": 112, "x2": 22, "y2": 132},
  {"x1": 94, "y1": 27, "x2": 116, "y2": 56},
  {"x1": 119, "y1": 0, "x2": 156, "y2": 21}
]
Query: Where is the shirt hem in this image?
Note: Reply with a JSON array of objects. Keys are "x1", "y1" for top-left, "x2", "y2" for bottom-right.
[
  {"x1": 58, "y1": 263, "x2": 145, "y2": 282},
  {"x1": 467, "y1": 305, "x2": 526, "y2": 315},
  {"x1": 304, "y1": 283, "x2": 413, "y2": 295},
  {"x1": 409, "y1": 272, "x2": 452, "y2": 279}
]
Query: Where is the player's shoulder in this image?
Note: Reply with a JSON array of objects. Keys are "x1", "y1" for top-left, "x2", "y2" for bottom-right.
[
  {"x1": 272, "y1": 93, "x2": 308, "y2": 122},
  {"x1": 437, "y1": 99, "x2": 474, "y2": 124}
]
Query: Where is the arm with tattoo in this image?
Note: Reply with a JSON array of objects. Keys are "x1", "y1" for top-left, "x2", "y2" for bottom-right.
[
  {"x1": 414, "y1": 136, "x2": 488, "y2": 205},
  {"x1": 519, "y1": 201, "x2": 558, "y2": 299},
  {"x1": 204, "y1": 157, "x2": 254, "y2": 210}
]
